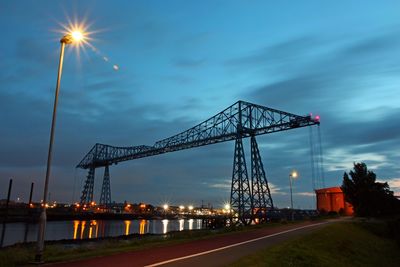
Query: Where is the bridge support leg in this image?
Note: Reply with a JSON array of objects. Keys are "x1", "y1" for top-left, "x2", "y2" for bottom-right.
[
  {"x1": 230, "y1": 137, "x2": 252, "y2": 225},
  {"x1": 99, "y1": 165, "x2": 112, "y2": 210},
  {"x1": 80, "y1": 167, "x2": 95, "y2": 206},
  {"x1": 250, "y1": 136, "x2": 274, "y2": 222}
]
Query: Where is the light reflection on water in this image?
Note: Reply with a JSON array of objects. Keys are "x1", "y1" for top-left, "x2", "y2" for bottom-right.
[
  {"x1": 139, "y1": 220, "x2": 146, "y2": 235},
  {"x1": 179, "y1": 219, "x2": 184, "y2": 231},
  {"x1": 162, "y1": 219, "x2": 168, "y2": 234},
  {"x1": 124, "y1": 220, "x2": 131, "y2": 236},
  {"x1": 0, "y1": 219, "x2": 205, "y2": 247}
]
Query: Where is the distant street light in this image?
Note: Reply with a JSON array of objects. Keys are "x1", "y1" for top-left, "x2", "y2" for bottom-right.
[
  {"x1": 35, "y1": 29, "x2": 85, "y2": 263},
  {"x1": 224, "y1": 203, "x2": 230, "y2": 213},
  {"x1": 289, "y1": 170, "x2": 298, "y2": 221}
]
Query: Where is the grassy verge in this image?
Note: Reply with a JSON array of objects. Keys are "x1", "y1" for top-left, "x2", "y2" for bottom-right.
[
  {"x1": 0, "y1": 220, "x2": 297, "y2": 267},
  {"x1": 230, "y1": 220, "x2": 400, "y2": 267}
]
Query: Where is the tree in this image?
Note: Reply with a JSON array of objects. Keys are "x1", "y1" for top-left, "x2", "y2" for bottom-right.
[{"x1": 341, "y1": 162, "x2": 400, "y2": 217}]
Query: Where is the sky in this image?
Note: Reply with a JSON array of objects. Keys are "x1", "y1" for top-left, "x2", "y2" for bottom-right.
[{"x1": 1, "y1": 1, "x2": 400, "y2": 209}]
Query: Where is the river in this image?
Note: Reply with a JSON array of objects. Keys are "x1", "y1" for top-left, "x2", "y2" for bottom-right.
[{"x1": 0, "y1": 219, "x2": 204, "y2": 247}]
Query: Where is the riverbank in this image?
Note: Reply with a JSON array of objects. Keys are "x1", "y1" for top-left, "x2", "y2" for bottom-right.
[{"x1": 0, "y1": 219, "x2": 305, "y2": 266}]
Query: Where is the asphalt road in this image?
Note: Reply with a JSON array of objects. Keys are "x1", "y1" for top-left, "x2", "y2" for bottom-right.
[{"x1": 48, "y1": 219, "x2": 343, "y2": 267}]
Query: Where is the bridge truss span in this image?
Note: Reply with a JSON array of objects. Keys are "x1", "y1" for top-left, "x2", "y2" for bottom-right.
[{"x1": 76, "y1": 100, "x2": 320, "y2": 223}]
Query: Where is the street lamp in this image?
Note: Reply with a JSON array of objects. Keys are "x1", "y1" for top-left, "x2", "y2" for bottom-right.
[
  {"x1": 224, "y1": 203, "x2": 230, "y2": 213},
  {"x1": 289, "y1": 170, "x2": 298, "y2": 221},
  {"x1": 35, "y1": 30, "x2": 85, "y2": 263}
]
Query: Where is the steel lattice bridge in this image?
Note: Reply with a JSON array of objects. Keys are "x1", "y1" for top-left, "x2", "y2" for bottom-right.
[{"x1": 77, "y1": 100, "x2": 320, "y2": 223}]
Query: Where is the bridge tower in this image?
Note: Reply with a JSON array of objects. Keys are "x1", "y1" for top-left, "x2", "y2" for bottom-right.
[
  {"x1": 250, "y1": 135, "x2": 273, "y2": 220},
  {"x1": 80, "y1": 167, "x2": 95, "y2": 205},
  {"x1": 230, "y1": 137, "x2": 253, "y2": 224},
  {"x1": 99, "y1": 165, "x2": 112, "y2": 208}
]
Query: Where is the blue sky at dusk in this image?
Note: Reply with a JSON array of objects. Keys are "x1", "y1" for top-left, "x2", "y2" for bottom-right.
[{"x1": 1, "y1": 1, "x2": 400, "y2": 209}]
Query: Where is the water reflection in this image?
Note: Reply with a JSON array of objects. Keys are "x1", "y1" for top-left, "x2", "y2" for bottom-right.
[
  {"x1": 80, "y1": 221, "x2": 86, "y2": 239},
  {"x1": 188, "y1": 219, "x2": 193, "y2": 230},
  {"x1": 139, "y1": 220, "x2": 146, "y2": 235},
  {"x1": 88, "y1": 224, "x2": 93, "y2": 238},
  {"x1": 73, "y1": 219, "x2": 199, "y2": 238},
  {"x1": 124, "y1": 220, "x2": 131, "y2": 236},
  {"x1": 179, "y1": 219, "x2": 184, "y2": 231},
  {"x1": 0, "y1": 219, "x2": 207, "y2": 247},
  {"x1": 73, "y1": 220, "x2": 79, "y2": 240},
  {"x1": 88, "y1": 220, "x2": 97, "y2": 239},
  {"x1": 162, "y1": 219, "x2": 168, "y2": 234},
  {"x1": 94, "y1": 220, "x2": 99, "y2": 237},
  {"x1": 197, "y1": 219, "x2": 202, "y2": 230}
]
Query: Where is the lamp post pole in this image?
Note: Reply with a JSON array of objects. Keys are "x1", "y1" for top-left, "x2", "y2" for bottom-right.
[
  {"x1": 289, "y1": 174, "x2": 294, "y2": 221},
  {"x1": 289, "y1": 171, "x2": 298, "y2": 222},
  {"x1": 35, "y1": 35, "x2": 73, "y2": 263}
]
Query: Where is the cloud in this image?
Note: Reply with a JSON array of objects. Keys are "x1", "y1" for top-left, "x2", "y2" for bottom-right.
[
  {"x1": 225, "y1": 36, "x2": 318, "y2": 68},
  {"x1": 295, "y1": 192, "x2": 315, "y2": 197},
  {"x1": 268, "y1": 183, "x2": 285, "y2": 195},
  {"x1": 324, "y1": 149, "x2": 390, "y2": 172},
  {"x1": 377, "y1": 178, "x2": 400, "y2": 195},
  {"x1": 208, "y1": 181, "x2": 231, "y2": 190},
  {"x1": 237, "y1": 31, "x2": 400, "y2": 191}
]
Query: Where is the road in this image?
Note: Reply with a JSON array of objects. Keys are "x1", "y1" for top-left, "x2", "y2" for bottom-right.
[{"x1": 48, "y1": 219, "x2": 342, "y2": 267}]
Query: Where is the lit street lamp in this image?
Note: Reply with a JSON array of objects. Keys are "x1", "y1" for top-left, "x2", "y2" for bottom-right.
[
  {"x1": 35, "y1": 30, "x2": 85, "y2": 263},
  {"x1": 224, "y1": 203, "x2": 230, "y2": 213},
  {"x1": 162, "y1": 204, "x2": 169, "y2": 217},
  {"x1": 289, "y1": 170, "x2": 298, "y2": 221}
]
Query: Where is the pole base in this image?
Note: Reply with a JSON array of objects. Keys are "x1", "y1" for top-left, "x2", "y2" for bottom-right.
[{"x1": 32, "y1": 254, "x2": 44, "y2": 265}]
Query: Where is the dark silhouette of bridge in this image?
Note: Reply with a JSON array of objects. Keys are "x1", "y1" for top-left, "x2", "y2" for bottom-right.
[{"x1": 77, "y1": 100, "x2": 320, "y2": 223}]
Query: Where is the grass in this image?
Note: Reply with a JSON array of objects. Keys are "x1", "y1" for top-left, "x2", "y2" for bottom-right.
[
  {"x1": 0, "y1": 220, "x2": 294, "y2": 267},
  {"x1": 230, "y1": 221, "x2": 400, "y2": 267}
]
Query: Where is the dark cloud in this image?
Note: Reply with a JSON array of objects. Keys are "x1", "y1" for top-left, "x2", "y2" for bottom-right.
[
  {"x1": 226, "y1": 36, "x2": 318, "y2": 67},
  {"x1": 15, "y1": 39, "x2": 58, "y2": 69},
  {"x1": 237, "y1": 31, "x2": 400, "y2": 200},
  {"x1": 343, "y1": 32, "x2": 400, "y2": 57}
]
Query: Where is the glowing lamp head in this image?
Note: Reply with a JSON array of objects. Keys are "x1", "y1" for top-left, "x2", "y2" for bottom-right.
[
  {"x1": 71, "y1": 31, "x2": 84, "y2": 42},
  {"x1": 61, "y1": 30, "x2": 85, "y2": 44},
  {"x1": 163, "y1": 204, "x2": 169, "y2": 210},
  {"x1": 291, "y1": 171, "x2": 298, "y2": 178},
  {"x1": 224, "y1": 204, "x2": 230, "y2": 210}
]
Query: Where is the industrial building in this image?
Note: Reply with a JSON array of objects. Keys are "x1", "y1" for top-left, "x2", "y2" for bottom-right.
[{"x1": 315, "y1": 187, "x2": 353, "y2": 216}]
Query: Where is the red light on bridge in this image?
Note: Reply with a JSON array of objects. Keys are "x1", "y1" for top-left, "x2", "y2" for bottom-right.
[{"x1": 315, "y1": 115, "x2": 320, "y2": 122}]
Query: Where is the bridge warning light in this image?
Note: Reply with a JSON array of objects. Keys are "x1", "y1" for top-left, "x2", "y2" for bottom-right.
[{"x1": 315, "y1": 115, "x2": 320, "y2": 122}]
